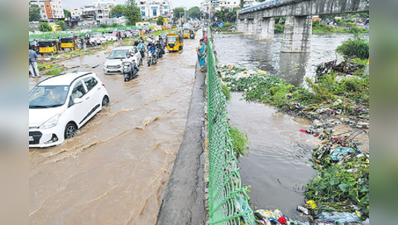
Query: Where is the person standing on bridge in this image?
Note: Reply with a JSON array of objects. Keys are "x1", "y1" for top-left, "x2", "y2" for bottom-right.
[{"x1": 196, "y1": 39, "x2": 207, "y2": 72}]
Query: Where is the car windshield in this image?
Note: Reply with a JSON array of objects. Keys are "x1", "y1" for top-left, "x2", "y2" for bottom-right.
[
  {"x1": 108, "y1": 50, "x2": 129, "y2": 59},
  {"x1": 184, "y1": 30, "x2": 190, "y2": 34},
  {"x1": 29, "y1": 85, "x2": 69, "y2": 109},
  {"x1": 167, "y1": 36, "x2": 177, "y2": 42}
]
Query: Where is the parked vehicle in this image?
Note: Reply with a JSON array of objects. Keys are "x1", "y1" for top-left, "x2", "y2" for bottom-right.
[
  {"x1": 90, "y1": 35, "x2": 107, "y2": 45},
  {"x1": 104, "y1": 33, "x2": 118, "y2": 42},
  {"x1": 38, "y1": 39, "x2": 58, "y2": 55},
  {"x1": 103, "y1": 46, "x2": 142, "y2": 74},
  {"x1": 29, "y1": 72, "x2": 110, "y2": 148},
  {"x1": 60, "y1": 36, "x2": 77, "y2": 51}
]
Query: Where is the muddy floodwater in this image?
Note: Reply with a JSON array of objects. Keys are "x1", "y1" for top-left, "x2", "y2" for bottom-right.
[
  {"x1": 216, "y1": 33, "x2": 358, "y2": 220},
  {"x1": 29, "y1": 37, "x2": 199, "y2": 224}
]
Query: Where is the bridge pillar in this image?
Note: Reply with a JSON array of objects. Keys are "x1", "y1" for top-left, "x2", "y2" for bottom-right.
[
  {"x1": 245, "y1": 18, "x2": 255, "y2": 35},
  {"x1": 237, "y1": 19, "x2": 245, "y2": 32},
  {"x1": 281, "y1": 16, "x2": 312, "y2": 53},
  {"x1": 255, "y1": 17, "x2": 275, "y2": 41}
]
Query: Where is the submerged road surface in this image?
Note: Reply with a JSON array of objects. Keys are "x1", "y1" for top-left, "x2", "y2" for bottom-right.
[{"x1": 29, "y1": 36, "x2": 200, "y2": 224}]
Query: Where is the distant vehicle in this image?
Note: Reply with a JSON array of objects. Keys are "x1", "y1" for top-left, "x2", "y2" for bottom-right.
[
  {"x1": 103, "y1": 46, "x2": 142, "y2": 74},
  {"x1": 90, "y1": 35, "x2": 107, "y2": 45},
  {"x1": 29, "y1": 72, "x2": 110, "y2": 148},
  {"x1": 132, "y1": 30, "x2": 139, "y2": 36},
  {"x1": 104, "y1": 33, "x2": 118, "y2": 42}
]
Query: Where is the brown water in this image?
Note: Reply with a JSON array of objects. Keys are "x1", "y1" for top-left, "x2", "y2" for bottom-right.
[
  {"x1": 29, "y1": 37, "x2": 200, "y2": 224},
  {"x1": 227, "y1": 92, "x2": 319, "y2": 221}
]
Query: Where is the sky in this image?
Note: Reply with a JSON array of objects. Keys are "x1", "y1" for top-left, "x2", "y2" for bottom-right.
[{"x1": 62, "y1": 0, "x2": 203, "y2": 9}]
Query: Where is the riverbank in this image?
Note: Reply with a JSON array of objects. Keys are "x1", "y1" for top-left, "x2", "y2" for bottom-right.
[{"x1": 218, "y1": 63, "x2": 369, "y2": 222}]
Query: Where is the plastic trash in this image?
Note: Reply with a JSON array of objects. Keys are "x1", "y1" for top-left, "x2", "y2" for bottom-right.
[
  {"x1": 273, "y1": 209, "x2": 283, "y2": 219},
  {"x1": 331, "y1": 147, "x2": 355, "y2": 161},
  {"x1": 306, "y1": 200, "x2": 317, "y2": 209},
  {"x1": 278, "y1": 216, "x2": 287, "y2": 224},
  {"x1": 297, "y1": 205, "x2": 309, "y2": 215},
  {"x1": 315, "y1": 212, "x2": 361, "y2": 223}
]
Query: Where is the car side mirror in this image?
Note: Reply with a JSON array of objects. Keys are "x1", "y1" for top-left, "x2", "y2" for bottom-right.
[{"x1": 74, "y1": 98, "x2": 83, "y2": 104}]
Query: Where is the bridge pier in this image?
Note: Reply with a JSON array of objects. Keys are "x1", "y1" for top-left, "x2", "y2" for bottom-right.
[
  {"x1": 255, "y1": 17, "x2": 275, "y2": 41},
  {"x1": 245, "y1": 18, "x2": 255, "y2": 35},
  {"x1": 237, "y1": 19, "x2": 245, "y2": 32},
  {"x1": 281, "y1": 16, "x2": 312, "y2": 53}
]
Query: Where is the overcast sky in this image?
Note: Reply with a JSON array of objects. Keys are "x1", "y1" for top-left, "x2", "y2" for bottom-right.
[{"x1": 63, "y1": 0, "x2": 203, "y2": 9}]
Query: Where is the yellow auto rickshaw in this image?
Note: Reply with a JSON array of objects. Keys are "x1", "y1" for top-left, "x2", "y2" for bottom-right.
[
  {"x1": 183, "y1": 29, "x2": 190, "y2": 39},
  {"x1": 60, "y1": 36, "x2": 77, "y2": 51},
  {"x1": 167, "y1": 33, "x2": 184, "y2": 52},
  {"x1": 38, "y1": 39, "x2": 58, "y2": 55}
]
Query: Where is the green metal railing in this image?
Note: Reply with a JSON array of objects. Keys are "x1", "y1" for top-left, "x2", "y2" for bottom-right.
[{"x1": 207, "y1": 29, "x2": 255, "y2": 225}]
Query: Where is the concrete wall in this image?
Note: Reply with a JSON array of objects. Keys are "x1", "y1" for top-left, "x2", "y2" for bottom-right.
[{"x1": 281, "y1": 16, "x2": 312, "y2": 52}]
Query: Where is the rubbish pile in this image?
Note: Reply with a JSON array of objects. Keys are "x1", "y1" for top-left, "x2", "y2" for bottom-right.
[
  {"x1": 315, "y1": 59, "x2": 365, "y2": 77},
  {"x1": 254, "y1": 207, "x2": 369, "y2": 224}
]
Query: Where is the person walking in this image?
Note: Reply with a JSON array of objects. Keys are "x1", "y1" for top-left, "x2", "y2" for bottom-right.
[
  {"x1": 29, "y1": 46, "x2": 40, "y2": 78},
  {"x1": 196, "y1": 39, "x2": 207, "y2": 72}
]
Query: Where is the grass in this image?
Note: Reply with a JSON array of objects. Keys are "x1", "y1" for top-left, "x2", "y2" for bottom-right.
[
  {"x1": 43, "y1": 68, "x2": 66, "y2": 76},
  {"x1": 228, "y1": 124, "x2": 250, "y2": 159}
]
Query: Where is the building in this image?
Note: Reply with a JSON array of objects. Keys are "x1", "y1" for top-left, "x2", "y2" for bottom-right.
[
  {"x1": 93, "y1": 0, "x2": 116, "y2": 8},
  {"x1": 139, "y1": 0, "x2": 171, "y2": 20},
  {"x1": 214, "y1": 0, "x2": 240, "y2": 11},
  {"x1": 30, "y1": 0, "x2": 65, "y2": 21},
  {"x1": 68, "y1": 7, "x2": 83, "y2": 19}
]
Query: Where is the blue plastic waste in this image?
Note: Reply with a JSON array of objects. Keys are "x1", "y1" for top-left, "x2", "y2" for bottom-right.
[{"x1": 331, "y1": 147, "x2": 355, "y2": 161}]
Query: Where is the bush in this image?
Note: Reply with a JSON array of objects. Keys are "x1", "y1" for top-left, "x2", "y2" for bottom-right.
[
  {"x1": 111, "y1": 23, "x2": 119, "y2": 27},
  {"x1": 100, "y1": 23, "x2": 107, "y2": 28},
  {"x1": 228, "y1": 124, "x2": 250, "y2": 159},
  {"x1": 222, "y1": 84, "x2": 231, "y2": 101},
  {"x1": 56, "y1": 21, "x2": 66, "y2": 31},
  {"x1": 336, "y1": 34, "x2": 369, "y2": 59},
  {"x1": 274, "y1": 24, "x2": 285, "y2": 33},
  {"x1": 38, "y1": 22, "x2": 52, "y2": 32}
]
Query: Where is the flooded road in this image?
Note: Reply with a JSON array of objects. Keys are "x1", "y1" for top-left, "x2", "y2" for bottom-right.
[{"x1": 29, "y1": 36, "x2": 200, "y2": 224}]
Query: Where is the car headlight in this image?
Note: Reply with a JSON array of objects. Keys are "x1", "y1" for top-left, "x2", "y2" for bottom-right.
[{"x1": 40, "y1": 114, "x2": 60, "y2": 130}]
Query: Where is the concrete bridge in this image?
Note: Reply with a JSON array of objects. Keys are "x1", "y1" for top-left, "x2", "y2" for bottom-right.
[{"x1": 236, "y1": 0, "x2": 369, "y2": 52}]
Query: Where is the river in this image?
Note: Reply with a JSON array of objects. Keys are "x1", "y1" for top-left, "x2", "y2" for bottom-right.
[
  {"x1": 29, "y1": 37, "x2": 199, "y2": 224},
  {"x1": 215, "y1": 33, "x2": 355, "y2": 220}
]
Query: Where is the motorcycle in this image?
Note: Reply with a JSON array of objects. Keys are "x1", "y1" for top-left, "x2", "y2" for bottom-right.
[
  {"x1": 122, "y1": 60, "x2": 138, "y2": 82},
  {"x1": 147, "y1": 51, "x2": 157, "y2": 67}
]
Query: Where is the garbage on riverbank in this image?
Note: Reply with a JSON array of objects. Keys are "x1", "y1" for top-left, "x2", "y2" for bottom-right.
[{"x1": 217, "y1": 61, "x2": 369, "y2": 222}]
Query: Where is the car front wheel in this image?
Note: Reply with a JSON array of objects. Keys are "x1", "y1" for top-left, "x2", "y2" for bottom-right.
[{"x1": 65, "y1": 122, "x2": 77, "y2": 139}]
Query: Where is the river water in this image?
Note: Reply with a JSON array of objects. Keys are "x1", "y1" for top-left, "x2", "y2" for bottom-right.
[
  {"x1": 29, "y1": 37, "x2": 199, "y2": 224},
  {"x1": 216, "y1": 33, "x2": 355, "y2": 220}
]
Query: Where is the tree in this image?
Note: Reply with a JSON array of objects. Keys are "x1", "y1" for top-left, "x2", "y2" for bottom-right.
[
  {"x1": 123, "y1": 0, "x2": 141, "y2": 26},
  {"x1": 29, "y1": 3, "x2": 41, "y2": 22},
  {"x1": 63, "y1": 9, "x2": 71, "y2": 18},
  {"x1": 38, "y1": 22, "x2": 52, "y2": 32},
  {"x1": 110, "y1": 4, "x2": 125, "y2": 17},
  {"x1": 56, "y1": 20, "x2": 66, "y2": 30},
  {"x1": 189, "y1": 6, "x2": 201, "y2": 19},
  {"x1": 240, "y1": 0, "x2": 245, "y2": 8},
  {"x1": 157, "y1": 16, "x2": 165, "y2": 25},
  {"x1": 173, "y1": 7, "x2": 185, "y2": 22},
  {"x1": 214, "y1": 7, "x2": 239, "y2": 22},
  {"x1": 100, "y1": 23, "x2": 107, "y2": 28}
]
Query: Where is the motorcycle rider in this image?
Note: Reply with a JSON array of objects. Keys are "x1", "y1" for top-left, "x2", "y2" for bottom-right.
[
  {"x1": 137, "y1": 40, "x2": 146, "y2": 58},
  {"x1": 147, "y1": 43, "x2": 158, "y2": 63},
  {"x1": 155, "y1": 40, "x2": 164, "y2": 58},
  {"x1": 125, "y1": 51, "x2": 139, "y2": 76}
]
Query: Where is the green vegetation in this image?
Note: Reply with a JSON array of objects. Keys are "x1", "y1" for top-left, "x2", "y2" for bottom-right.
[
  {"x1": 228, "y1": 124, "x2": 250, "y2": 159},
  {"x1": 188, "y1": 6, "x2": 201, "y2": 19},
  {"x1": 222, "y1": 84, "x2": 231, "y2": 101},
  {"x1": 43, "y1": 68, "x2": 66, "y2": 76},
  {"x1": 38, "y1": 22, "x2": 52, "y2": 32},
  {"x1": 123, "y1": 0, "x2": 141, "y2": 26},
  {"x1": 336, "y1": 34, "x2": 369, "y2": 60},
  {"x1": 274, "y1": 24, "x2": 285, "y2": 33},
  {"x1": 173, "y1": 7, "x2": 185, "y2": 22},
  {"x1": 109, "y1": 4, "x2": 125, "y2": 16},
  {"x1": 214, "y1": 7, "x2": 240, "y2": 22},
  {"x1": 212, "y1": 22, "x2": 236, "y2": 32},
  {"x1": 29, "y1": 3, "x2": 41, "y2": 22},
  {"x1": 306, "y1": 154, "x2": 369, "y2": 218},
  {"x1": 63, "y1": 9, "x2": 71, "y2": 18},
  {"x1": 312, "y1": 20, "x2": 368, "y2": 34},
  {"x1": 56, "y1": 21, "x2": 66, "y2": 31},
  {"x1": 157, "y1": 16, "x2": 165, "y2": 25}
]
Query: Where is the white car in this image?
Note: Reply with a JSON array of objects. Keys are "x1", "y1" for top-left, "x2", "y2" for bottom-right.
[
  {"x1": 103, "y1": 46, "x2": 142, "y2": 74},
  {"x1": 90, "y1": 35, "x2": 107, "y2": 45},
  {"x1": 104, "y1": 33, "x2": 118, "y2": 42},
  {"x1": 29, "y1": 72, "x2": 110, "y2": 148}
]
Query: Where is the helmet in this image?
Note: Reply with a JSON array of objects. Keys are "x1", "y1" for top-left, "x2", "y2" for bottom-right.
[{"x1": 126, "y1": 51, "x2": 131, "y2": 57}]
